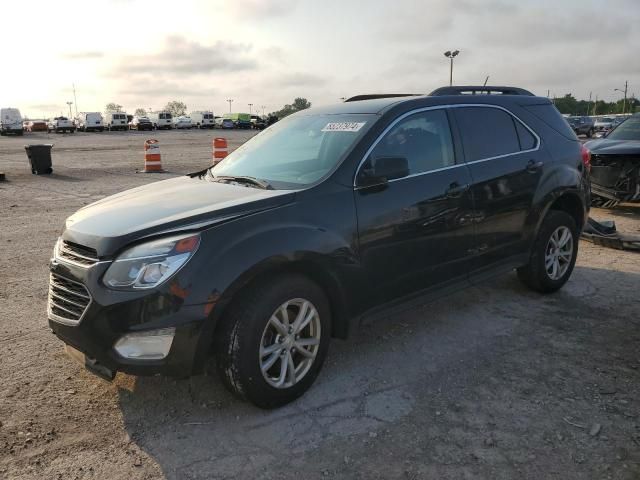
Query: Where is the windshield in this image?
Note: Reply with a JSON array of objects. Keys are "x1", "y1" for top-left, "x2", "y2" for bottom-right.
[
  {"x1": 606, "y1": 115, "x2": 640, "y2": 141},
  {"x1": 211, "y1": 113, "x2": 375, "y2": 189}
]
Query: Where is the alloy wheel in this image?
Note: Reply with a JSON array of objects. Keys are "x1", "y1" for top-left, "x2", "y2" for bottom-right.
[
  {"x1": 545, "y1": 226, "x2": 574, "y2": 280},
  {"x1": 259, "y1": 298, "x2": 321, "y2": 389}
]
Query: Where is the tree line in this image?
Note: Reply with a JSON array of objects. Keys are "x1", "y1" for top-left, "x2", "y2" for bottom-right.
[{"x1": 552, "y1": 94, "x2": 639, "y2": 116}]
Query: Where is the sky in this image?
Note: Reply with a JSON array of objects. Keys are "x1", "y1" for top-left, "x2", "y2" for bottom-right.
[{"x1": 1, "y1": 0, "x2": 639, "y2": 119}]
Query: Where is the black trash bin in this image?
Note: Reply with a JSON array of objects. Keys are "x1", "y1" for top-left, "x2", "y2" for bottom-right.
[{"x1": 25, "y1": 144, "x2": 53, "y2": 174}]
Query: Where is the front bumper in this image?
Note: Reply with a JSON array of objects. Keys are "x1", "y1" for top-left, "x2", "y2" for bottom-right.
[
  {"x1": 1, "y1": 127, "x2": 24, "y2": 135},
  {"x1": 47, "y1": 258, "x2": 214, "y2": 378}
]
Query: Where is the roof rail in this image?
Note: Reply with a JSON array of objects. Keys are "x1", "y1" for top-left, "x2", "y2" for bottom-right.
[
  {"x1": 429, "y1": 86, "x2": 535, "y2": 96},
  {"x1": 344, "y1": 94, "x2": 422, "y2": 102}
]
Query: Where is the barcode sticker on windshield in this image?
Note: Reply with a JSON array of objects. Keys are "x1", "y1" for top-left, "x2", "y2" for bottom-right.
[{"x1": 322, "y1": 122, "x2": 366, "y2": 132}]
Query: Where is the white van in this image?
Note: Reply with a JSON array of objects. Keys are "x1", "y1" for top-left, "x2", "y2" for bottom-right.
[
  {"x1": 76, "y1": 112, "x2": 104, "y2": 132},
  {"x1": 148, "y1": 111, "x2": 173, "y2": 130},
  {"x1": 104, "y1": 112, "x2": 128, "y2": 131},
  {"x1": 0, "y1": 108, "x2": 24, "y2": 136},
  {"x1": 190, "y1": 111, "x2": 214, "y2": 129}
]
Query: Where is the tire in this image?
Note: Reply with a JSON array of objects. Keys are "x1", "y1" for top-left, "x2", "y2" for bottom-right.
[
  {"x1": 215, "y1": 274, "x2": 331, "y2": 409},
  {"x1": 517, "y1": 210, "x2": 578, "y2": 293}
]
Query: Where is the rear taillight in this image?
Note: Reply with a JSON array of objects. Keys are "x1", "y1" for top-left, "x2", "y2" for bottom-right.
[{"x1": 580, "y1": 145, "x2": 591, "y2": 173}]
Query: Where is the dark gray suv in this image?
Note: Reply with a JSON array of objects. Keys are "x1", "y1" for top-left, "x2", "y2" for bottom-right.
[
  {"x1": 48, "y1": 86, "x2": 590, "y2": 408},
  {"x1": 567, "y1": 116, "x2": 595, "y2": 137}
]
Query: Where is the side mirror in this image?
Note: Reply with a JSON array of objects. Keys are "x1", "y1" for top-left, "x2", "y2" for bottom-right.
[{"x1": 359, "y1": 156, "x2": 409, "y2": 187}]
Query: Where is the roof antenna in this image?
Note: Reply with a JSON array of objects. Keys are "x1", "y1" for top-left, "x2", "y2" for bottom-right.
[{"x1": 483, "y1": 76, "x2": 489, "y2": 87}]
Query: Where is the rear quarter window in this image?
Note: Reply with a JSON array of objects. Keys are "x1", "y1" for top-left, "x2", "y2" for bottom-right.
[{"x1": 523, "y1": 103, "x2": 577, "y2": 140}]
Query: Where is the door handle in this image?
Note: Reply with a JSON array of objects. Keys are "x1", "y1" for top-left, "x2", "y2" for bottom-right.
[
  {"x1": 445, "y1": 182, "x2": 470, "y2": 198},
  {"x1": 526, "y1": 159, "x2": 544, "y2": 173}
]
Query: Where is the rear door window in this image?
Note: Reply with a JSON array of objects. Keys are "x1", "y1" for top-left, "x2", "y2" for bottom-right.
[{"x1": 454, "y1": 107, "x2": 521, "y2": 162}]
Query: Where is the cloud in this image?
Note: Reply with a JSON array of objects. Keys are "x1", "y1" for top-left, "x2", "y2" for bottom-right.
[
  {"x1": 26, "y1": 104, "x2": 65, "y2": 114},
  {"x1": 111, "y1": 36, "x2": 257, "y2": 76},
  {"x1": 260, "y1": 46, "x2": 287, "y2": 64},
  {"x1": 224, "y1": 0, "x2": 298, "y2": 19},
  {"x1": 62, "y1": 51, "x2": 104, "y2": 60},
  {"x1": 379, "y1": 0, "x2": 456, "y2": 43},
  {"x1": 116, "y1": 80, "x2": 218, "y2": 99},
  {"x1": 270, "y1": 72, "x2": 328, "y2": 88},
  {"x1": 474, "y1": 8, "x2": 632, "y2": 48}
]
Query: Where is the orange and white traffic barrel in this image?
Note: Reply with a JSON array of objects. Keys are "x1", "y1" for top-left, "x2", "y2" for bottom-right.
[
  {"x1": 143, "y1": 139, "x2": 164, "y2": 173},
  {"x1": 212, "y1": 137, "x2": 228, "y2": 166}
]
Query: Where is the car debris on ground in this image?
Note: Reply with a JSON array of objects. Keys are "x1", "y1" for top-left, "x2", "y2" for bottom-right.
[{"x1": 581, "y1": 217, "x2": 640, "y2": 251}]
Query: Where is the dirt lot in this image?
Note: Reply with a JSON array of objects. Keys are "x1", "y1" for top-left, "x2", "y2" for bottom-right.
[{"x1": 1, "y1": 130, "x2": 639, "y2": 479}]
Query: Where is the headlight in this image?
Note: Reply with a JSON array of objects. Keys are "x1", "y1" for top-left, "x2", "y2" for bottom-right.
[{"x1": 103, "y1": 233, "x2": 200, "y2": 290}]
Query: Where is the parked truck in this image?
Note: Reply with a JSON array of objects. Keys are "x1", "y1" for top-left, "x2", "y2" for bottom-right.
[
  {"x1": 48, "y1": 116, "x2": 75, "y2": 133},
  {"x1": 223, "y1": 112, "x2": 252, "y2": 129}
]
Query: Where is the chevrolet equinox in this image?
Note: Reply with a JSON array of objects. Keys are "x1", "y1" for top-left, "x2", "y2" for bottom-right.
[{"x1": 48, "y1": 86, "x2": 590, "y2": 408}]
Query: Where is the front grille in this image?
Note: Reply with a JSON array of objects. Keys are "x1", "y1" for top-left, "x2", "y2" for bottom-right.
[
  {"x1": 58, "y1": 240, "x2": 99, "y2": 267},
  {"x1": 48, "y1": 273, "x2": 92, "y2": 325}
]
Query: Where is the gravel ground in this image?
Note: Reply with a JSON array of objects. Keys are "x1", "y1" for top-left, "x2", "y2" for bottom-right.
[{"x1": 1, "y1": 130, "x2": 639, "y2": 479}]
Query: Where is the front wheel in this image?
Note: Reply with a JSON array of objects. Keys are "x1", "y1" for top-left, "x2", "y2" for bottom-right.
[
  {"x1": 517, "y1": 210, "x2": 578, "y2": 293},
  {"x1": 215, "y1": 274, "x2": 331, "y2": 409}
]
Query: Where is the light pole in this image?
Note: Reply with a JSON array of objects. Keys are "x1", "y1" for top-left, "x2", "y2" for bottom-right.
[
  {"x1": 66, "y1": 101, "x2": 73, "y2": 118},
  {"x1": 248, "y1": 103, "x2": 253, "y2": 115},
  {"x1": 226, "y1": 98, "x2": 234, "y2": 113},
  {"x1": 444, "y1": 50, "x2": 460, "y2": 86},
  {"x1": 72, "y1": 84, "x2": 78, "y2": 117},
  {"x1": 614, "y1": 80, "x2": 628, "y2": 114},
  {"x1": 261, "y1": 105, "x2": 266, "y2": 117}
]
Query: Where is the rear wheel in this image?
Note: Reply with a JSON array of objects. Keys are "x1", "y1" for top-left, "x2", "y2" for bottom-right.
[
  {"x1": 215, "y1": 274, "x2": 331, "y2": 409},
  {"x1": 517, "y1": 210, "x2": 578, "y2": 293}
]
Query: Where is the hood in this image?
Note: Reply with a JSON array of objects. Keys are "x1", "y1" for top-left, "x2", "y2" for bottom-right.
[
  {"x1": 585, "y1": 139, "x2": 640, "y2": 155},
  {"x1": 63, "y1": 174, "x2": 295, "y2": 256}
]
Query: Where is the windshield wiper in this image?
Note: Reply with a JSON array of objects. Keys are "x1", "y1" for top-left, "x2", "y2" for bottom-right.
[{"x1": 211, "y1": 175, "x2": 273, "y2": 190}]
